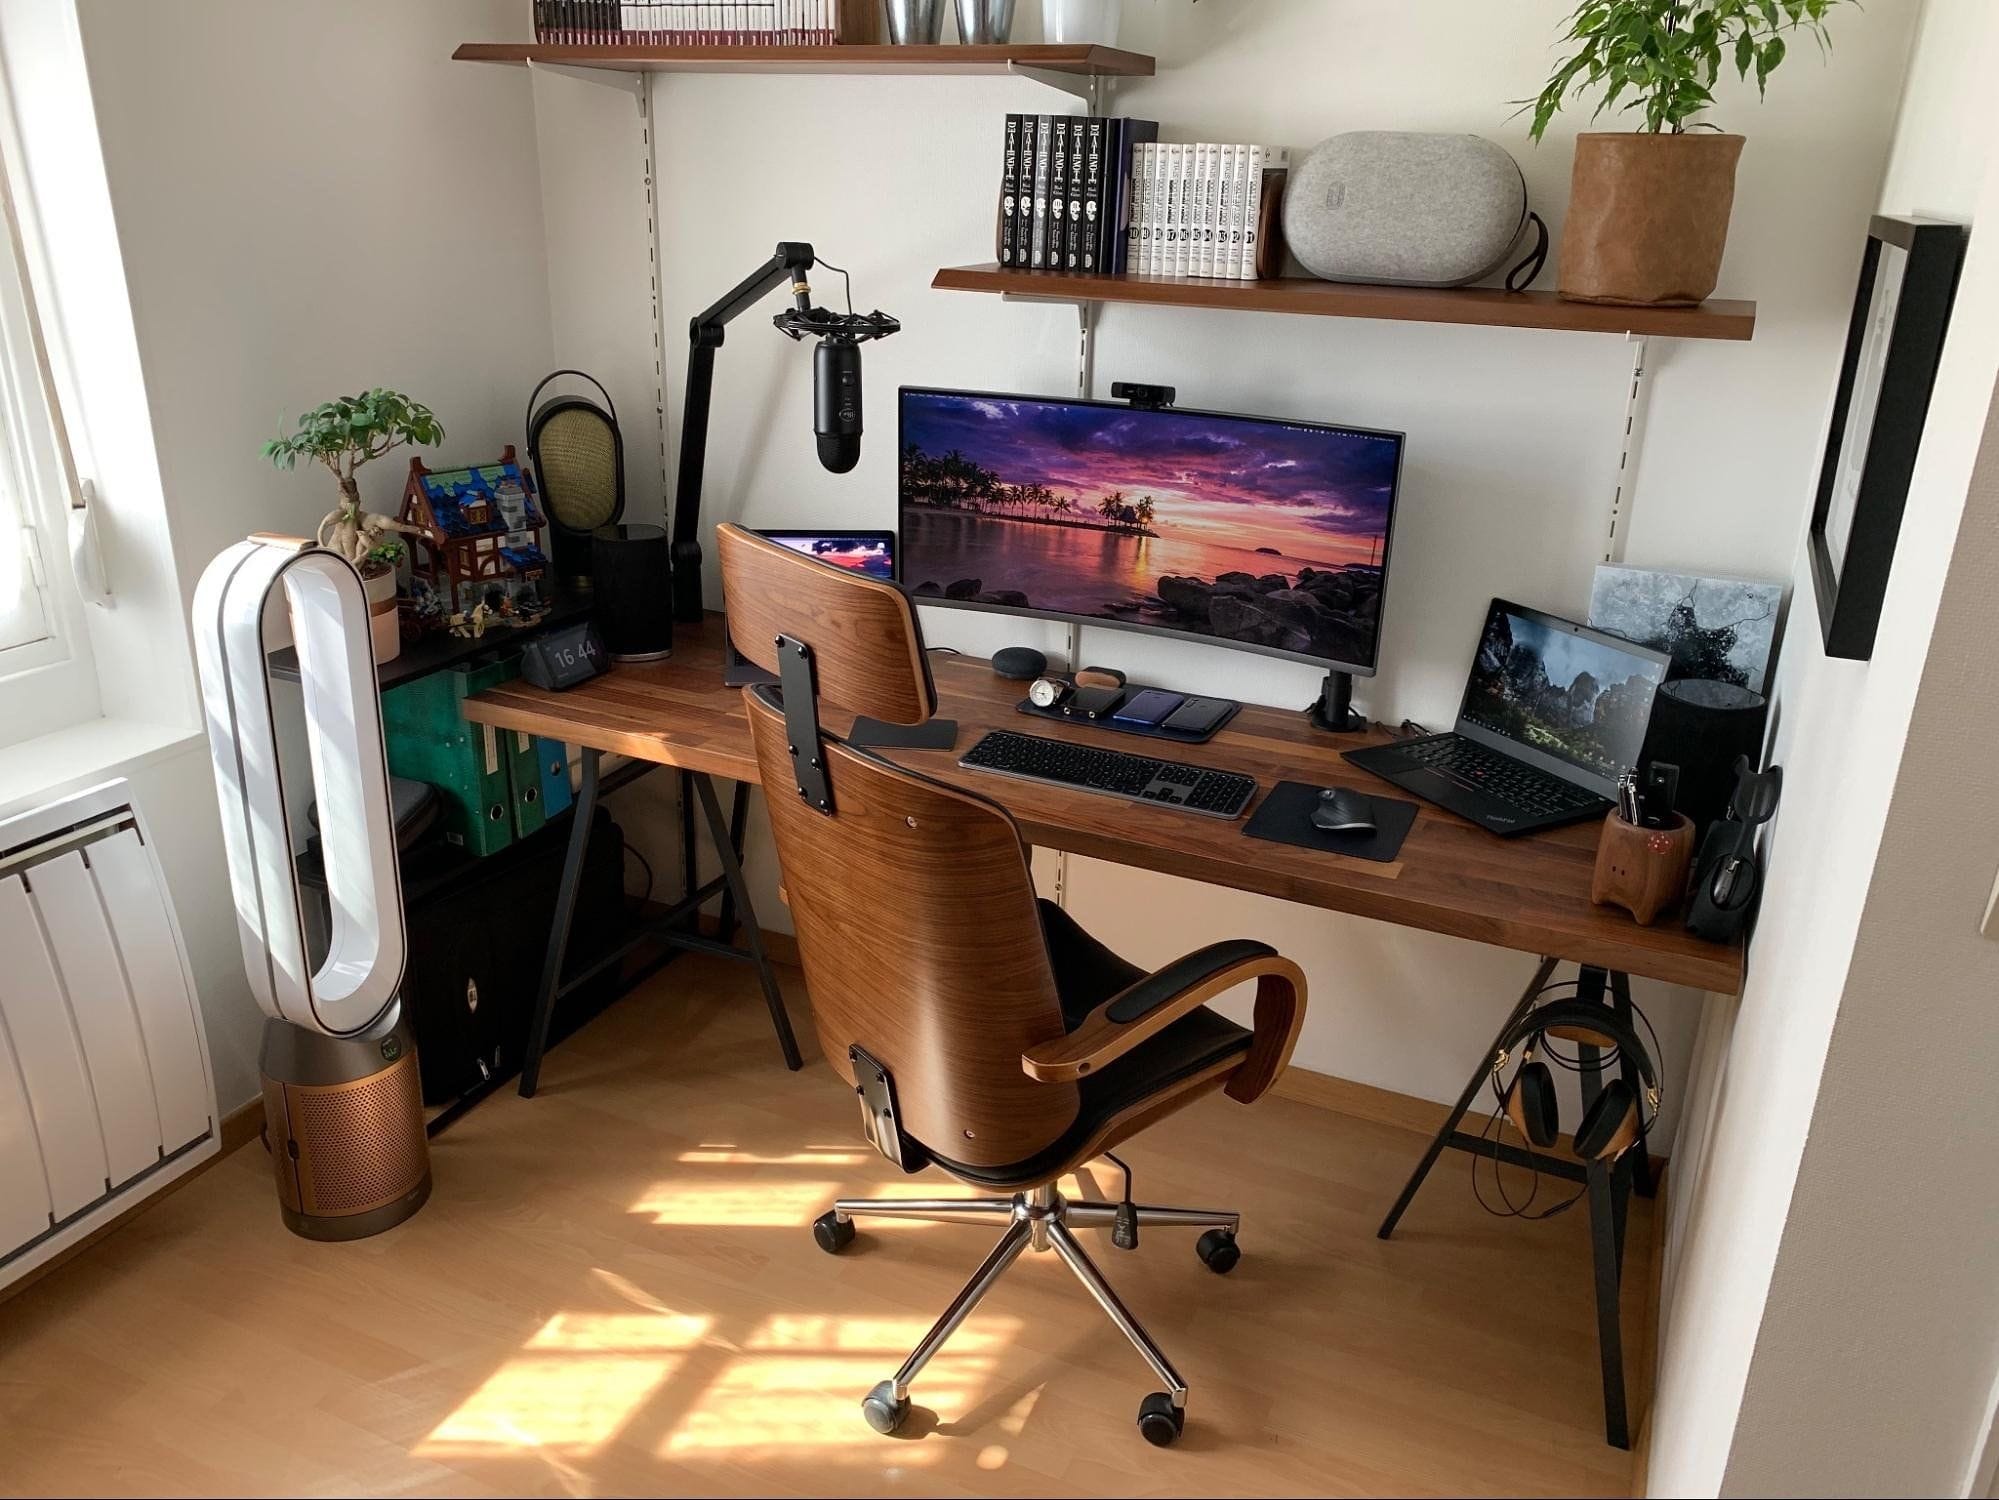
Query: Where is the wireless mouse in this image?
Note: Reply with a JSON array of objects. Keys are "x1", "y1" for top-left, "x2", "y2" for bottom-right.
[{"x1": 1311, "y1": 787, "x2": 1377, "y2": 835}]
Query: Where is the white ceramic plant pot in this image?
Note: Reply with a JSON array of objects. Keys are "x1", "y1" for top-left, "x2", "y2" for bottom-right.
[
  {"x1": 362, "y1": 565, "x2": 401, "y2": 665},
  {"x1": 1041, "y1": 0, "x2": 1119, "y2": 46}
]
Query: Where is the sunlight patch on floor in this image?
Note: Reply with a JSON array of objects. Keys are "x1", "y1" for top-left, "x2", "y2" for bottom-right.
[
  {"x1": 677, "y1": 1148, "x2": 875, "y2": 1166},
  {"x1": 627, "y1": 1179, "x2": 841, "y2": 1227},
  {"x1": 745, "y1": 1313, "x2": 1021, "y2": 1355},
  {"x1": 417, "y1": 1311, "x2": 714, "y2": 1456}
]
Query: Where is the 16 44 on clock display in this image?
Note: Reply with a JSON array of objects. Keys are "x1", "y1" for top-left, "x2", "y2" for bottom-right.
[{"x1": 521, "y1": 620, "x2": 609, "y2": 692}]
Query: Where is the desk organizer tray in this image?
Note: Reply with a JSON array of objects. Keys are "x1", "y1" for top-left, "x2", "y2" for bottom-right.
[
  {"x1": 1242, "y1": 780, "x2": 1419, "y2": 863},
  {"x1": 1014, "y1": 687, "x2": 1241, "y2": 746}
]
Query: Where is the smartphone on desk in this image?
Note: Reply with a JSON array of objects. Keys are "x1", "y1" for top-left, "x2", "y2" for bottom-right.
[{"x1": 1110, "y1": 688, "x2": 1185, "y2": 729}]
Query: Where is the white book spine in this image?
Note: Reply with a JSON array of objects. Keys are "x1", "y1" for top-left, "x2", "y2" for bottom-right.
[
  {"x1": 1175, "y1": 142, "x2": 1191, "y2": 278},
  {"x1": 1222, "y1": 144, "x2": 1247, "y2": 279},
  {"x1": 1171, "y1": 143, "x2": 1192, "y2": 276},
  {"x1": 1129, "y1": 142, "x2": 1151, "y2": 276},
  {"x1": 1238, "y1": 144, "x2": 1266, "y2": 280},
  {"x1": 1158, "y1": 144, "x2": 1179, "y2": 277},
  {"x1": 1191, "y1": 143, "x2": 1212, "y2": 277},
  {"x1": 1202, "y1": 142, "x2": 1222, "y2": 277},
  {"x1": 1147, "y1": 142, "x2": 1169, "y2": 274}
]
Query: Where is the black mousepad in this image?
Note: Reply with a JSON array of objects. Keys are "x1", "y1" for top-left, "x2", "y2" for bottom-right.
[{"x1": 1242, "y1": 781, "x2": 1418, "y2": 863}]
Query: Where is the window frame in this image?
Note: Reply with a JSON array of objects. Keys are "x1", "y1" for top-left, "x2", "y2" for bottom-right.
[{"x1": 0, "y1": 54, "x2": 96, "y2": 748}]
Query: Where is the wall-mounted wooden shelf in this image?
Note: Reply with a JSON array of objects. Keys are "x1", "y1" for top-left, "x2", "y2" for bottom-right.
[
  {"x1": 451, "y1": 41, "x2": 1155, "y2": 80},
  {"x1": 932, "y1": 263, "x2": 1758, "y2": 342}
]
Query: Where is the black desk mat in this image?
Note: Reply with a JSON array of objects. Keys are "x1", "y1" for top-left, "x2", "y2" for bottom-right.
[{"x1": 1242, "y1": 780, "x2": 1418, "y2": 864}]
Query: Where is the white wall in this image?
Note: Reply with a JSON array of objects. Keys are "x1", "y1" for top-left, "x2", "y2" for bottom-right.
[
  {"x1": 528, "y1": 0, "x2": 1920, "y2": 1134},
  {"x1": 57, "y1": 0, "x2": 557, "y2": 1107},
  {"x1": 1647, "y1": 0, "x2": 1999, "y2": 1492}
]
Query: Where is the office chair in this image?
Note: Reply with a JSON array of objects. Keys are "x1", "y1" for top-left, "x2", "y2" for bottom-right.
[{"x1": 716, "y1": 524, "x2": 1308, "y2": 1446}]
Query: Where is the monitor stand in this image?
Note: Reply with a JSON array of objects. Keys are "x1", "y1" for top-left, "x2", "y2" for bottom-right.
[{"x1": 1306, "y1": 670, "x2": 1367, "y2": 734}]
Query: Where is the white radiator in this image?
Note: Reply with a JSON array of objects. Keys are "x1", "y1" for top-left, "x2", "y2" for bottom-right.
[{"x1": 0, "y1": 778, "x2": 217, "y2": 1289}]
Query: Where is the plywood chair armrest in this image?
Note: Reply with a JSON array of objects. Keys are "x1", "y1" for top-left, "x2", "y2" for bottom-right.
[
  {"x1": 1222, "y1": 957, "x2": 1307, "y2": 1104},
  {"x1": 1022, "y1": 942, "x2": 1302, "y2": 1086}
]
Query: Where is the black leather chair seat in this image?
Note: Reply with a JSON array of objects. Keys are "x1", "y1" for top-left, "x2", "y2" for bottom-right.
[{"x1": 930, "y1": 902, "x2": 1254, "y2": 1186}]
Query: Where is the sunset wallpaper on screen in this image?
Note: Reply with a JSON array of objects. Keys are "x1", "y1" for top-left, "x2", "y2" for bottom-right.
[{"x1": 898, "y1": 390, "x2": 1402, "y2": 666}]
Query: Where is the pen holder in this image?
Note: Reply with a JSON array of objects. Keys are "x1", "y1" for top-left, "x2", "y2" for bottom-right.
[{"x1": 1591, "y1": 812, "x2": 1694, "y2": 926}]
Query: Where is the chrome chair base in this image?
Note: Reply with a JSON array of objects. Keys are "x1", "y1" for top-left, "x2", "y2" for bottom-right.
[{"x1": 824, "y1": 1183, "x2": 1240, "y2": 1442}]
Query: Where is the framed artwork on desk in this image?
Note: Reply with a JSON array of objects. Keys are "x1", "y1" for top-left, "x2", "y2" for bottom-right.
[{"x1": 1809, "y1": 214, "x2": 1968, "y2": 661}]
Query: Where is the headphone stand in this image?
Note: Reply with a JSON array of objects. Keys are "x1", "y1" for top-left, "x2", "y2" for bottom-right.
[{"x1": 1375, "y1": 962, "x2": 1653, "y2": 1451}]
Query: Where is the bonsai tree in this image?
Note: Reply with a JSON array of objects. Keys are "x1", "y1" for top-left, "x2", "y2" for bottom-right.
[
  {"x1": 1526, "y1": 0, "x2": 1848, "y2": 140},
  {"x1": 264, "y1": 389, "x2": 442, "y2": 572}
]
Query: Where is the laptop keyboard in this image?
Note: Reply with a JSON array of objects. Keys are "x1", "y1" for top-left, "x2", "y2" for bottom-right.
[{"x1": 1398, "y1": 737, "x2": 1603, "y2": 819}]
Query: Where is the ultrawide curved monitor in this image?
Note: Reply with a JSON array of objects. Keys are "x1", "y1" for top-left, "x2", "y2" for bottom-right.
[{"x1": 897, "y1": 387, "x2": 1403, "y2": 675}]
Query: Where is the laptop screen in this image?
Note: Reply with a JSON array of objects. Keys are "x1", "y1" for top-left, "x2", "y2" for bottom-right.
[
  {"x1": 1456, "y1": 600, "x2": 1670, "y2": 789},
  {"x1": 757, "y1": 529, "x2": 897, "y2": 581}
]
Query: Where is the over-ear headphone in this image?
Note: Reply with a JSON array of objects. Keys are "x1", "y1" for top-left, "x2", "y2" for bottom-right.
[{"x1": 1492, "y1": 1000, "x2": 1659, "y2": 1163}]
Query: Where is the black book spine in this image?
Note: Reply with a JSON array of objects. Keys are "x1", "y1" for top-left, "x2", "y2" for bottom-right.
[
  {"x1": 1109, "y1": 118, "x2": 1157, "y2": 274},
  {"x1": 1062, "y1": 118, "x2": 1088, "y2": 270},
  {"x1": 1028, "y1": 114, "x2": 1052, "y2": 269},
  {"x1": 998, "y1": 114, "x2": 1023, "y2": 268},
  {"x1": 1044, "y1": 117, "x2": 1068, "y2": 272},
  {"x1": 1079, "y1": 118, "x2": 1106, "y2": 272}
]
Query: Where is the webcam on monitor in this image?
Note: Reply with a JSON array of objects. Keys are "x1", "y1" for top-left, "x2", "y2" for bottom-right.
[{"x1": 1110, "y1": 381, "x2": 1175, "y2": 409}]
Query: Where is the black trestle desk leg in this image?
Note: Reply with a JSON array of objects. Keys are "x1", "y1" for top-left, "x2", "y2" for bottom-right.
[
  {"x1": 1609, "y1": 969, "x2": 1654, "y2": 1198},
  {"x1": 1576, "y1": 965, "x2": 1631, "y2": 1450},
  {"x1": 1377, "y1": 954, "x2": 1559, "y2": 1240},
  {"x1": 691, "y1": 770, "x2": 802, "y2": 1071},
  {"x1": 521, "y1": 747, "x2": 601, "y2": 1099},
  {"x1": 680, "y1": 770, "x2": 698, "y2": 904},
  {"x1": 715, "y1": 781, "x2": 751, "y2": 946}
]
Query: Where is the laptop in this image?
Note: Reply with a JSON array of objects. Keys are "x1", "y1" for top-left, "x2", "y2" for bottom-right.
[{"x1": 1345, "y1": 598, "x2": 1671, "y2": 838}]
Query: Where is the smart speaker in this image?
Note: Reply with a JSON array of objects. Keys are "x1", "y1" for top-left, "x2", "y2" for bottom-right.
[{"x1": 1639, "y1": 678, "x2": 1768, "y2": 837}]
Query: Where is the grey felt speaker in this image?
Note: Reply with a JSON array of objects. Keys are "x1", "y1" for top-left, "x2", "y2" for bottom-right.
[{"x1": 1284, "y1": 132, "x2": 1529, "y2": 287}]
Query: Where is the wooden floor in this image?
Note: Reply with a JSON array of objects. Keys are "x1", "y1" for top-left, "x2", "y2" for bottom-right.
[{"x1": 0, "y1": 955, "x2": 1651, "y2": 1498}]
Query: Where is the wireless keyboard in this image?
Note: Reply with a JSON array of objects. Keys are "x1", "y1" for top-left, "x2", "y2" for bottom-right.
[{"x1": 959, "y1": 730, "x2": 1258, "y2": 819}]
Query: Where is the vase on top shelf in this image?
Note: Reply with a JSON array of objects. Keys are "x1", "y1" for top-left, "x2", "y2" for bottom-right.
[
  {"x1": 1041, "y1": 0, "x2": 1119, "y2": 47},
  {"x1": 955, "y1": 0, "x2": 1015, "y2": 43},
  {"x1": 884, "y1": 0, "x2": 946, "y2": 44}
]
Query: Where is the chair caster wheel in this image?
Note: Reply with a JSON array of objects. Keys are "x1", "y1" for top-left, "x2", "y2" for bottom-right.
[
  {"x1": 1196, "y1": 1227, "x2": 1240, "y2": 1274},
  {"x1": 813, "y1": 1211, "x2": 855, "y2": 1254},
  {"x1": 862, "y1": 1379, "x2": 909, "y2": 1435},
  {"x1": 1137, "y1": 1391, "x2": 1184, "y2": 1446}
]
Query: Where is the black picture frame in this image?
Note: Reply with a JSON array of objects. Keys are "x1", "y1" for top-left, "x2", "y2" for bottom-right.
[{"x1": 1808, "y1": 214, "x2": 1968, "y2": 660}]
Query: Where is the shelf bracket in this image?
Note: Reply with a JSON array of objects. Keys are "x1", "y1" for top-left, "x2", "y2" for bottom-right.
[
  {"x1": 1602, "y1": 334, "x2": 1651, "y2": 565},
  {"x1": 1006, "y1": 63, "x2": 1106, "y2": 109},
  {"x1": 526, "y1": 58, "x2": 648, "y2": 110},
  {"x1": 1076, "y1": 299, "x2": 1096, "y2": 399}
]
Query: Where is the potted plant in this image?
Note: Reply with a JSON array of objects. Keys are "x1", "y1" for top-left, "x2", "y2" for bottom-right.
[
  {"x1": 1527, "y1": 0, "x2": 1847, "y2": 306},
  {"x1": 264, "y1": 389, "x2": 444, "y2": 663}
]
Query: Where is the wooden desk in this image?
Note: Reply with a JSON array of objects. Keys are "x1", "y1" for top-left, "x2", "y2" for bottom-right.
[
  {"x1": 463, "y1": 610, "x2": 1717, "y2": 1449},
  {"x1": 463, "y1": 613, "x2": 1743, "y2": 996}
]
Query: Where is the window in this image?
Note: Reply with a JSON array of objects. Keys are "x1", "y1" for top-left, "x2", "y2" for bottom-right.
[{"x1": 0, "y1": 69, "x2": 94, "y2": 748}]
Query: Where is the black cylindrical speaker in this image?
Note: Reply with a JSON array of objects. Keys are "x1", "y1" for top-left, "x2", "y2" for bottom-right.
[
  {"x1": 1639, "y1": 679, "x2": 1768, "y2": 837},
  {"x1": 590, "y1": 523, "x2": 674, "y2": 662}
]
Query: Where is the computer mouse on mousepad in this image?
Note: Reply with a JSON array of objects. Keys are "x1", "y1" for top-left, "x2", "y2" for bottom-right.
[{"x1": 1242, "y1": 780, "x2": 1419, "y2": 863}]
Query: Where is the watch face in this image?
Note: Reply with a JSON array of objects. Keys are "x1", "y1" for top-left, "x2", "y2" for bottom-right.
[{"x1": 1029, "y1": 677, "x2": 1066, "y2": 709}]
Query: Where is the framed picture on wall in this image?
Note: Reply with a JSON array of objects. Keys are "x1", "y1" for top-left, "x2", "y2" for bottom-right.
[{"x1": 1809, "y1": 214, "x2": 1968, "y2": 660}]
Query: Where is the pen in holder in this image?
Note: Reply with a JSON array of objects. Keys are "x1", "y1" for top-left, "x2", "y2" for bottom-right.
[{"x1": 1592, "y1": 810, "x2": 1695, "y2": 926}]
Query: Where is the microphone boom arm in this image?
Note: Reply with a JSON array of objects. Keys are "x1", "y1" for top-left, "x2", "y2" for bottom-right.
[{"x1": 670, "y1": 241, "x2": 818, "y2": 622}]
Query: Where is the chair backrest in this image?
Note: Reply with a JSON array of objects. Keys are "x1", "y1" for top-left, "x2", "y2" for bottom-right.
[
  {"x1": 745, "y1": 694, "x2": 1080, "y2": 1169},
  {"x1": 717, "y1": 523, "x2": 936, "y2": 725},
  {"x1": 718, "y1": 521, "x2": 1079, "y2": 1170}
]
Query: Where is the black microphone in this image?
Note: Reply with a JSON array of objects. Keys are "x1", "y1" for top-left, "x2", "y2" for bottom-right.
[
  {"x1": 775, "y1": 299, "x2": 897, "y2": 475},
  {"x1": 813, "y1": 335, "x2": 863, "y2": 474}
]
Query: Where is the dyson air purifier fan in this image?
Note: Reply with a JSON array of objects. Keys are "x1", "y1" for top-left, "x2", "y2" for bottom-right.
[{"x1": 194, "y1": 535, "x2": 431, "y2": 1240}]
